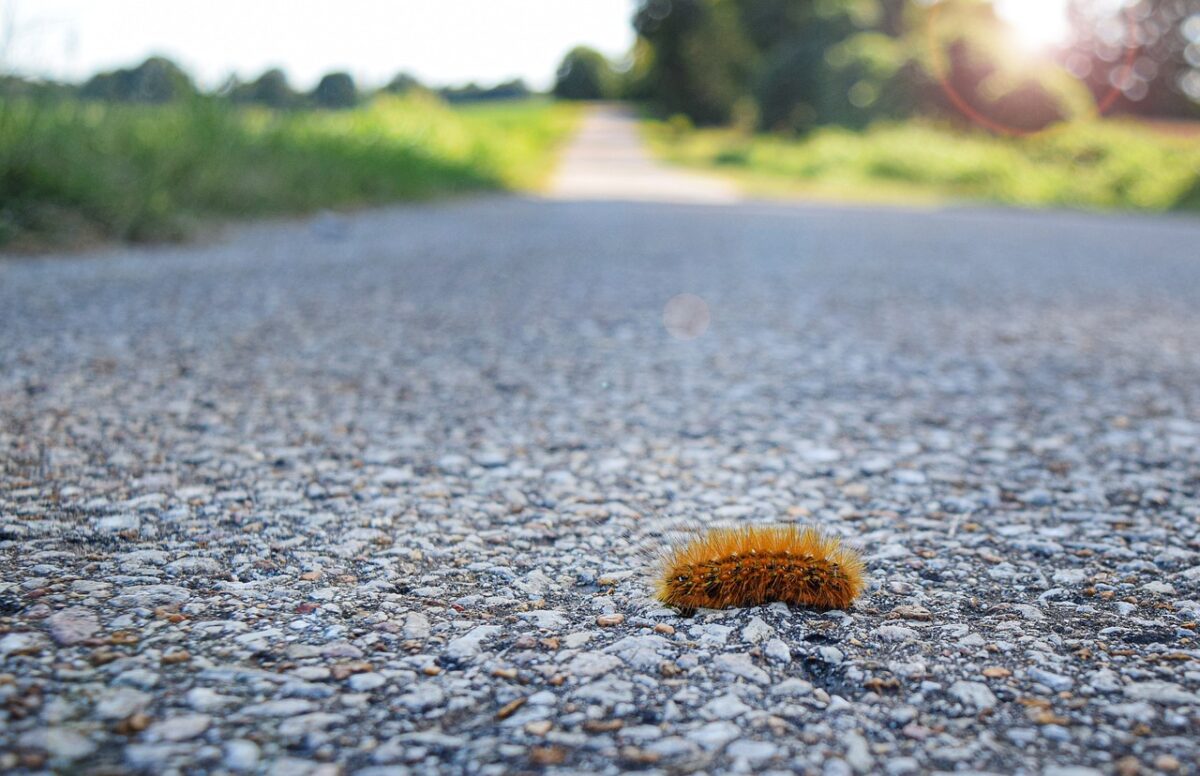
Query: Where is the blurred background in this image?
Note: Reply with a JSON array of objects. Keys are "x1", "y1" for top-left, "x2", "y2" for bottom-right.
[{"x1": 1, "y1": 0, "x2": 1197, "y2": 251}]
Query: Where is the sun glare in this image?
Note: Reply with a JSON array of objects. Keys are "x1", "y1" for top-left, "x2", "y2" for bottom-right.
[{"x1": 994, "y1": 0, "x2": 1073, "y2": 50}]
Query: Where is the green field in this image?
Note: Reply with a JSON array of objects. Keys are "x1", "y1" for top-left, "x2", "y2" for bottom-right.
[
  {"x1": 0, "y1": 95, "x2": 581, "y2": 250},
  {"x1": 644, "y1": 118, "x2": 1200, "y2": 213}
]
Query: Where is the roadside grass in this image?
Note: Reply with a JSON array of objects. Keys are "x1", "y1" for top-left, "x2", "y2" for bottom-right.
[
  {"x1": 643, "y1": 118, "x2": 1200, "y2": 213},
  {"x1": 0, "y1": 95, "x2": 581, "y2": 250}
]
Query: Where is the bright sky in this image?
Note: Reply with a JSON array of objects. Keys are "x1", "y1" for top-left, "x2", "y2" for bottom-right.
[
  {"x1": 1, "y1": 0, "x2": 638, "y2": 90},
  {"x1": 994, "y1": 0, "x2": 1072, "y2": 49}
]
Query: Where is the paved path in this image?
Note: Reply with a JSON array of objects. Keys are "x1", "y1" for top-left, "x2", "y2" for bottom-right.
[
  {"x1": 547, "y1": 105, "x2": 739, "y2": 203},
  {"x1": 3, "y1": 113, "x2": 1200, "y2": 775}
]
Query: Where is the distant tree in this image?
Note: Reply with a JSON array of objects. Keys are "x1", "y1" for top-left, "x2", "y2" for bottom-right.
[
  {"x1": 233, "y1": 68, "x2": 297, "y2": 109},
  {"x1": 384, "y1": 72, "x2": 424, "y2": 94},
  {"x1": 439, "y1": 79, "x2": 533, "y2": 103},
  {"x1": 80, "y1": 56, "x2": 195, "y2": 103},
  {"x1": 553, "y1": 47, "x2": 615, "y2": 100},
  {"x1": 311, "y1": 72, "x2": 357, "y2": 109}
]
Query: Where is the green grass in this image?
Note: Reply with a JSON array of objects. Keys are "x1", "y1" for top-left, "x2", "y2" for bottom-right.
[
  {"x1": 0, "y1": 94, "x2": 581, "y2": 249},
  {"x1": 643, "y1": 118, "x2": 1200, "y2": 213}
]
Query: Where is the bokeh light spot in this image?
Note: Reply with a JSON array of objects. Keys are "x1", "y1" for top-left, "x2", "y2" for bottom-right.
[{"x1": 663, "y1": 293, "x2": 711, "y2": 341}]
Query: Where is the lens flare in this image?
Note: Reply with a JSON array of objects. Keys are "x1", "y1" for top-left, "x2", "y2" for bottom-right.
[{"x1": 995, "y1": 0, "x2": 1072, "y2": 50}]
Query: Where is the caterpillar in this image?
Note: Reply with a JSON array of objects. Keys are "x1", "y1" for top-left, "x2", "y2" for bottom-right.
[{"x1": 654, "y1": 525, "x2": 866, "y2": 613}]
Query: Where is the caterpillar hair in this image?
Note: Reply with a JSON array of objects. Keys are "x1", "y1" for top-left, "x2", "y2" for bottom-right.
[{"x1": 654, "y1": 524, "x2": 866, "y2": 613}]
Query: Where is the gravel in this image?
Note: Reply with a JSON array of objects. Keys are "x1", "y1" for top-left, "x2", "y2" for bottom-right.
[{"x1": 2, "y1": 193, "x2": 1200, "y2": 774}]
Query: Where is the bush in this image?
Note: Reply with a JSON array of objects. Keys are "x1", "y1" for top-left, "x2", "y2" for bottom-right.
[
  {"x1": 553, "y1": 47, "x2": 616, "y2": 101},
  {"x1": 80, "y1": 57, "x2": 195, "y2": 104},
  {"x1": 0, "y1": 95, "x2": 581, "y2": 249},
  {"x1": 312, "y1": 73, "x2": 357, "y2": 109}
]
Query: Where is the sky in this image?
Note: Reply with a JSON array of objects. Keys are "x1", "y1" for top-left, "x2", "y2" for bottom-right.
[{"x1": 1, "y1": 0, "x2": 639, "y2": 90}]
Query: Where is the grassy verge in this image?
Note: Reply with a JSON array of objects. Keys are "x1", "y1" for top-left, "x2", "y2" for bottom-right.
[
  {"x1": 643, "y1": 118, "x2": 1200, "y2": 213},
  {"x1": 0, "y1": 95, "x2": 581, "y2": 250}
]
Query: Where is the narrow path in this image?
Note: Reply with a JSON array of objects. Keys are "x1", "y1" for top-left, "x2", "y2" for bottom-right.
[
  {"x1": 3, "y1": 123, "x2": 1200, "y2": 774},
  {"x1": 546, "y1": 104, "x2": 740, "y2": 203}
]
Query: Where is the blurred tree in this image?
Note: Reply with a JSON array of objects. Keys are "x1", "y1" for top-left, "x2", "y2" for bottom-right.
[
  {"x1": 633, "y1": 0, "x2": 758, "y2": 124},
  {"x1": 440, "y1": 79, "x2": 532, "y2": 103},
  {"x1": 1064, "y1": 0, "x2": 1200, "y2": 118},
  {"x1": 80, "y1": 56, "x2": 195, "y2": 103},
  {"x1": 384, "y1": 72, "x2": 424, "y2": 94},
  {"x1": 634, "y1": 0, "x2": 916, "y2": 130},
  {"x1": 311, "y1": 72, "x2": 357, "y2": 109},
  {"x1": 232, "y1": 68, "x2": 297, "y2": 109},
  {"x1": 553, "y1": 47, "x2": 615, "y2": 100}
]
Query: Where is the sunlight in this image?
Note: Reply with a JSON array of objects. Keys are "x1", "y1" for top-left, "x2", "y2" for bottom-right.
[{"x1": 994, "y1": 0, "x2": 1073, "y2": 50}]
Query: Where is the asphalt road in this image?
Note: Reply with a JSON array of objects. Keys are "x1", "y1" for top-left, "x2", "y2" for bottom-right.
[{"x1": 2, "y1": 109, "x2": 1200, "y2": 775}]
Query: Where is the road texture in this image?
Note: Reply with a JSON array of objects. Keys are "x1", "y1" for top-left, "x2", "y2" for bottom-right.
[{"x1": 2, "y1": 107, "x2": 1200, "y2": 775}]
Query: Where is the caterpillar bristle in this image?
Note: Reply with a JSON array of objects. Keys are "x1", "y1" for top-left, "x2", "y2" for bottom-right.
[{"x1": 654, "y1": 525, "x2": 866, "y2": 612}]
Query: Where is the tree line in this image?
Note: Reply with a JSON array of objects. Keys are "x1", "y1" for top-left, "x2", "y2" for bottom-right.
[
  {"x1": 1, "y1": 57, "x2": 535, "y2": 109},
  {"x1": 554, "y1": 0, "x2": 1200, "y2": 133}
]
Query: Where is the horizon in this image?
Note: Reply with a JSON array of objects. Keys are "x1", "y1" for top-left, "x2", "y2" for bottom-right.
[{"x1": 1, "y1": 0, "x2": 638, "y2": 90}]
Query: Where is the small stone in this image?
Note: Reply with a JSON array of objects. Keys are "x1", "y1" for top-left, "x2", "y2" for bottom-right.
[
  {"x1": 686, "y1": 721, "x2": 740, "y2": 751},
  {"x1": 713, "y1": 653, "x2": 769, "y2": 685},
  {"x1": 727, "y1": 739, "x2": 778, "y2": 765},
  {"x1": 403, "y1": 613, "x2": 431, "y2": 640},
  {"x1": 0, "y1": 632, "x2": 48, "y2": 657},
  {"x1": 186, "y1": 688, "x2": 236, "y2": 712},
  {"x1": 596, "y1": 614, "x2": 625, "y2": 626},
  {"x1": 702, "y1": 693, "x2": 751, "y2": 720},
  {"x1": 741, "y1": 616, "x2": 774, "y2": 643},
  {"x1": 47, "y1": 607, "x2": 100, "y2": 645},
  {"x1": 446, "y1": 625, "x2": 501, "y2": 659},
  {"x1": 1028, "y1": 667, "x2": 1074, "y2": 692},
  {"x1": 764, "y1": 638, "x2": 791, "y2": 664},
  {"x1": 568, "y1": 652, "x2": 622, "y2": 678},
  {"x1": 224, "y1": 740, "x2": 260, "y2": 772},
  {"x1": 145, "y1": 714, "x2": 211, "y2": 742},
  {"x1": 347, "y1": 673, "x2": 386, "y2": 692},
  {"x1": 519, "y1": 610, "x2": 569, "y2": 629},
  {"x1": 1123, "y1": 681, "x2": 1200, "y2": 705},
  {"x1": 241, "y1": 699, "x2": 316, "y2": 717},
  {"x1": 95, "y1": 688, "x2": 152, "y2": 720},
  {"x1": 525, "y1": 720, "x2": 553, "y2": 736},
  {"x1": 948, "y1": 681, "x2": 997, "y2": 712},
  {"x1": 890, "y1": 605, "x2": 932, "y2": 621},
  {"x1": 875, "y1": 625, "x2": 918, "y2": 643},
  {"x1": 982, "y1": 667, "x2": 1011, "y2": 678},
  {"x1": 18, "y1": 728, "x2": 96, "y2": 762}
]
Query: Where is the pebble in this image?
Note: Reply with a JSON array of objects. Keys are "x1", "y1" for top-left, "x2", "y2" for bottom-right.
[
  {"x1": 949, "y1": 681, "x2": 998, "y2": 712},
  {"x1": 47, "y1": 607, "x2": 100, "y2": 645},
  {"x1": 18, "y1": 728, "x2": 97, "y2": 762},
  {"x1": 145, "y1": 714, "x2": 211, "y2": 742}
]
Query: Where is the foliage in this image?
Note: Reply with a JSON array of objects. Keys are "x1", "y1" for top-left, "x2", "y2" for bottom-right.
[
  {"x1": 633, "y1": 0, "x2": 758, "y2": 124},
  {"x1": 384, "y1": 72, "x2": 425, "y2": 95},
  {"x1": 644, "y1": 116, "x2": 1200, "y2": 212},
  {"x1": 633, "y1": 0, "x2": 1200, "y2": 133},
  {"x1": 553, "y1": 47, "x2": 616, "y2": 100},
  {"x1": 80, "y1": 56, "x2": 196, "y2": 104},
  {"x1": 230, "y1": 69, "x2": 299, "y2": 109},
  {"x1": 439, "y1": 79, "x2": 533, "y2": 103},
  {"x1": 311, "y1": 72, "x2": 358, "y2": 109},
  {"x1": 0, "y1": 95, "x2": 580, "y2": 249}
]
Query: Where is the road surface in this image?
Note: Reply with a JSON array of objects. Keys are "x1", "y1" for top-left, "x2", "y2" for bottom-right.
[{"x1": 2, "y1": 107, "x2": 1200, "y2": 775}]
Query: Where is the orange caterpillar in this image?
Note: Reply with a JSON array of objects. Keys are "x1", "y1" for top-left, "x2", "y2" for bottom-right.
[{"x1": 654, "y1": 525, "x2": 865, "y2": 612}]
